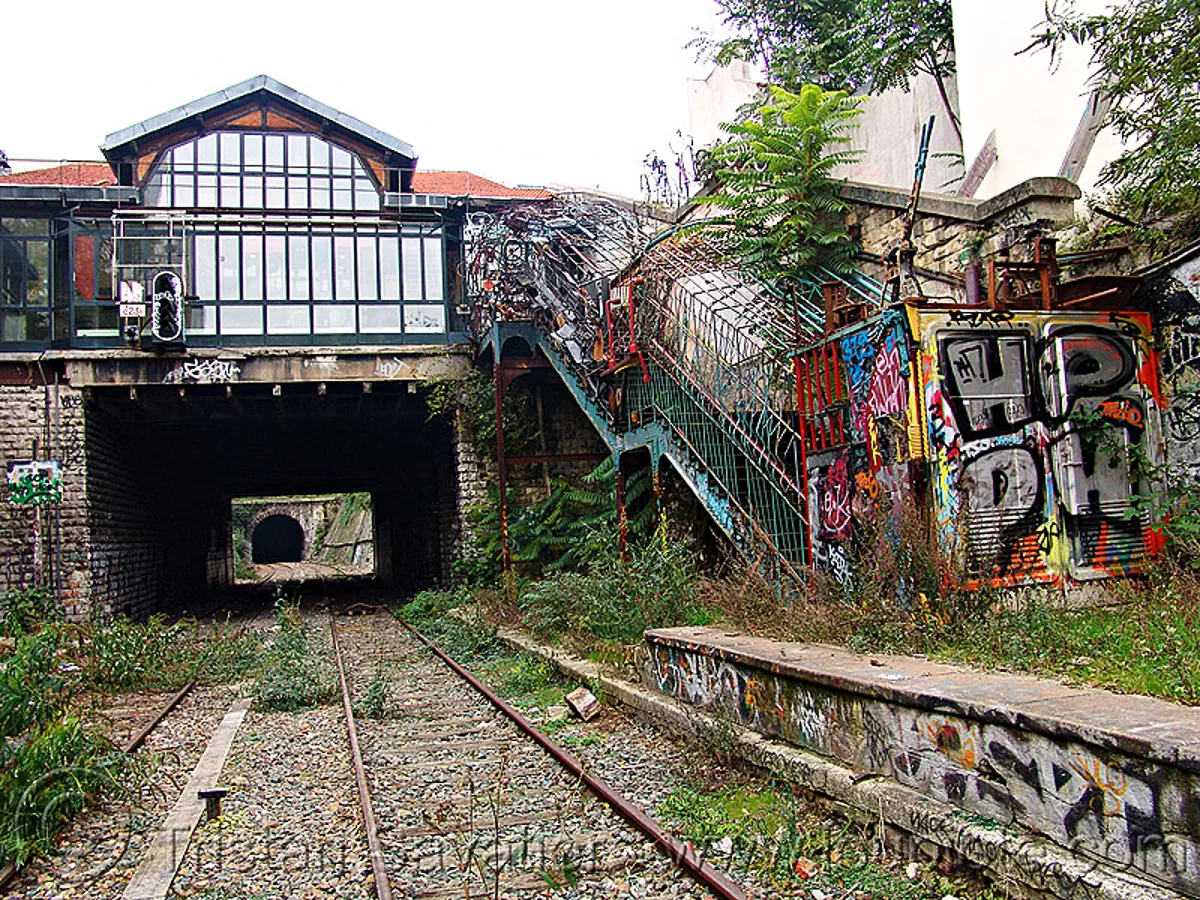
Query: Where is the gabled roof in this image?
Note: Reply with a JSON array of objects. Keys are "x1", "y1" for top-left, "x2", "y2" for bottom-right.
[
  {"x1": 0, "y1": 162, "x2": 115, "y2": 187},
  {"x1": 101, "y1": 75, "x2": 416, "y2": 161},
  {"x1": 410, "y1": 171, "x2": 552, "y2": 201},
  {"x1": 0, "y1": 163, "x2": 551, "y2": 202}
]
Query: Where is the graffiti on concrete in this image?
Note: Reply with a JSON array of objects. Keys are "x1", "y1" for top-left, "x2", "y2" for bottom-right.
[
  {"x1": 647, "y1": 640, "x2": 1200, "y2": 895},
  {"x1": 6, "y1": 460, "x2": 63, "y2": 506},
  {"x1": 163, "y1": 359, "x2": 242, "y2": 384}
]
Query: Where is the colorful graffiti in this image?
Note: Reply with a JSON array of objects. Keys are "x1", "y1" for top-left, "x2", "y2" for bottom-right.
[
  {"x1": 801, "y1": 303, "x2": 1165, "y2": 587},
  {"x1": 5, "y1": 460, "x2": 63, "y2": 507},
  {"x1": 923, "y1": 310, "x2": 1163, "y2": 583},
  {"x1": 646, "y1": 637, "x2": 1200, "y2": 895}
]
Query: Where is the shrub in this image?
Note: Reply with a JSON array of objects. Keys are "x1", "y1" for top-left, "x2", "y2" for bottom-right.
[
  {"x1": 255, "y1": 604, "x2": 336, "y2": 712},
  {"x1": 0, "y1": 586, "x2": 60, "y2": 638}
]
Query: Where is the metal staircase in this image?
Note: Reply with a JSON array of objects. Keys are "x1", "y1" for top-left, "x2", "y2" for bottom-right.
[{"x1": 468, "y1": 196, "x2": 883, "y2": 592}]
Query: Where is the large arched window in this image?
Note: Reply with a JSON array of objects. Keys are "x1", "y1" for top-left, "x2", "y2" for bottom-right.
[{"x1": 143, "y1": 132, "x2": 381, "y2": 211}]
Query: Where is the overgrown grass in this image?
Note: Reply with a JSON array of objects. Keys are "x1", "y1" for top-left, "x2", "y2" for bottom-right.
[
  {"x1": 658, "y1": 777, "x2": 1003, "y2": 899},
  {"x1": 255, "y1": 602, "x2": 337, "y2": 712}
]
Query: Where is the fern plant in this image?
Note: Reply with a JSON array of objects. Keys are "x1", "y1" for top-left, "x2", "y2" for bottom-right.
[{"x1": 704, "y1": 84, "x2": 862, "y2": 278}]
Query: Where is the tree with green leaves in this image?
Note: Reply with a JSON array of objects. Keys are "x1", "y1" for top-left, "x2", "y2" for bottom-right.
[
  {"x1": 1025, "y1": 0, "x2": 1200, "y2": 224},
  {"x1": 703, "y1": 0, "x2": 959, "y2": 142},
  {"x1": 702, "y1": 83, "x2": 863, "y2": 279}
]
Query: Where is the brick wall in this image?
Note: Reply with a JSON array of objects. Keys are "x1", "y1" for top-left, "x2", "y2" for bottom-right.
[{"x1": 0, "y1": 380, "x2": 90, "y2": 618}]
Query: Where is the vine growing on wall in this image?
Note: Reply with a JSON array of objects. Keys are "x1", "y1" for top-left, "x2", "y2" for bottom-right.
[{"x1": 424, "y1": 368, "x2": 537, "y2": 461}]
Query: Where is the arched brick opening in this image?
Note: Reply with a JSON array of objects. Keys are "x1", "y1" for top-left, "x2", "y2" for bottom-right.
[{"x1": 252, "y1": 514, "x2": 305, "y2": 563}]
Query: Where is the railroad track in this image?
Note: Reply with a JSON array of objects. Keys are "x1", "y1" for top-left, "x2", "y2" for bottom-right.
[{"x1": 331, "y1": 610, "x2": 744, "y2": 900}]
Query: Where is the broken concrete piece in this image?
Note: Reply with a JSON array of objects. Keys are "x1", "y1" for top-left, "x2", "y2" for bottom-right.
[
  {"x1": 565, "y1": 687, "x2": 601, "y2": 721},
  {"x1": 546, "y1": 704, "x2": 570, "y2": 721}
]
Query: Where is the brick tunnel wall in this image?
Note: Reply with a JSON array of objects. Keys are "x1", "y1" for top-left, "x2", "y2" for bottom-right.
[{"x1": 85, "y1": 401, "x2": 211, "y2": 618}]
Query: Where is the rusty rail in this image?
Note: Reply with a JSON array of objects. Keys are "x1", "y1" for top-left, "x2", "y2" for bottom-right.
[
  {"x1": 330, "y1": 617, "x2": 394, "y2": 900},
  {"x1": 398, "y1": 618, "x2": 747, "y2": 900}
]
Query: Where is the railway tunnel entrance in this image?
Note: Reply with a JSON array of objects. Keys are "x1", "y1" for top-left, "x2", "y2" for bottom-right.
[
  {"x1": 251, "y1": 516, "x2": 303, "y2": 564},
  {"x1": 83, "y1": 379, "x2": 458, "y2": 617}
]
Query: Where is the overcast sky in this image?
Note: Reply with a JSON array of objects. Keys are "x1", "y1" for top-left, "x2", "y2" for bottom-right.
[{"x1": 1, "y1": 0, "x2": 725, "y2": 198}]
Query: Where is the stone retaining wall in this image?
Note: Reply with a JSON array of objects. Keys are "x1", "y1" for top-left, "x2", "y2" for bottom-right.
[{"x1": 645, "y1": 627, "x2": 1200, "y2": 897}]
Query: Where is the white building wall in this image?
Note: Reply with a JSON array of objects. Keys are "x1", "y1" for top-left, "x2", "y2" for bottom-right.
[{"x1": 952, "y1": 0, "x2": 1126, "y2": 200}]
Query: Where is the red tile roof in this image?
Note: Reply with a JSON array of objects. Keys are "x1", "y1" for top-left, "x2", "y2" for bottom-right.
[
  {"x1": 411, "y1": 171, "x2": 553, "y2": 200},
  {"x1": 0, "y1": 162, "x2": 116, "y2": 186},
  {"x1": 0, "y1": 163, "x2": 552, "y2": 200}
]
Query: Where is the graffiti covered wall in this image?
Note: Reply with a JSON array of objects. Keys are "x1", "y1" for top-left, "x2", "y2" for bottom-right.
[
  {"x1": 802, "y1": 304, "x2": 1165, "y2": 587},
  {"x1": 646, "y1": 634, "x2": 1200, "y2": 896},
  {"x1": 917, "y1": 307, "x2": 1164, "y2": 583},
  {"x1": 1149, "y1": 254, "x2": 1200, "y2": 484}
]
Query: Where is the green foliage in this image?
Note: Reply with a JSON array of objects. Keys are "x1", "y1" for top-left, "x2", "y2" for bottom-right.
[
  {"x1": 1027, "y1": 0, "x2": 1200, "y2": 224},
  {"x1": 359, "y1": 665, "x2": 391, "y2": 720},
  {"x1": 518, "y1": 524, "x2": 701, "y2": 642},
  {"x1": 397, "y1": 589, "x2": 501, "y2": 662},
  {"x1": 458, "y1": 458, "x2": 654, "y2": 585},
  {"x1": 85, "y1": 615, "x2": 263, "y2": 691},
  {"x1": 255, "y1": 602, "x2": 337, "y2": 712},
  {"x1": 424, "y1": 367, "x2": 537, "y2": 462},
  {"x1": 701, "y1": 0, "x2": 958, "y2": 137},
  {"x1": 1, "y1": 630, "x2": 72, "y2": 738},
  {"x1": 0, "y1": 586, "x2": 60, "y2": 638},
  {"x1": 703, "y1": 84, "x2": 862, "y2": 280}
]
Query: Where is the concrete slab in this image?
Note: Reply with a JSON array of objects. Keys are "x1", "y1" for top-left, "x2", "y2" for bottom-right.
[
  {"x1": 121, "y1": 698, "x2": 251, "y2": 900},
  {"x1": 646, "y1": 627, "x2": 1200, "y2": 770}
]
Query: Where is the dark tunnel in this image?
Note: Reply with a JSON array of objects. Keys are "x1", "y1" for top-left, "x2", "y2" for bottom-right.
[{"x1": 251, "y1": 515, "x2": 305, "y2": 563}]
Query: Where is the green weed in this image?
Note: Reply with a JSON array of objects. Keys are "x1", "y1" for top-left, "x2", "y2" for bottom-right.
[{"x1": 255, "y1": 604, "x2": 336, "y2": 712}]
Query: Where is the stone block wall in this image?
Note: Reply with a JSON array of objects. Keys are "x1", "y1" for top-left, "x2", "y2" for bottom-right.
[{"x1": 0, "y1": 378, "x2": 90, "y2": 618}]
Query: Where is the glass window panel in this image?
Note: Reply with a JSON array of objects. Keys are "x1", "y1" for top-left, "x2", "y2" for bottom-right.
[
  {"x1": 267, "y1": 305, "x2": 310, "y2": 334},
  {"x1": 379, "y1": 238, "x2": 400, "y2": 300},
  {"x1": 73, "y1": 234, "x2": 97, "y2": 301},
  {"x1": 74, "y1": 305, "x2": 119, "y2": 337},
  {"x1": 197, "y1": 134, "x2": 217, "y2": 169},
  {"x1": 186, "y1": 305, "x2": 216, "y2": 335},
  {"x1": 24, "y1": 241, "x2": 49, "y2": 307},
  {"x1": 355, "y1": 187, "x2": 380, "y2": 211},
  {"x1": 356, "y1": 236, "x2": 378, "y2": 300},
  {"x1": 404, "y1": 304, "x2": 446, "y2": 334},
  {"x1": 195, "y1": 235, "x2": 216, "y2": 300},
  {"x1": 265, "y1": 135, "x2": 284, "y2": 171},
  {"x1": 242, "y1": 235, "x2": 263, "y2": 300},
  {"x1": 174, "y1": 142, "x2": 194, "y2": 167},
  {"x1": 175, "y1": 173, "x2": 195, "y2": 207},
  {"x1": 288, "y1": 236, "x2": 310, "y2": 300},
  {"x1": 423, "y1": 237, "x2": 444, "y2": 301},
  {"x1": 402, "y1": 237, "x2": 423, "y2": 300},
  {"x1": 197, "y1": 174, "x2": 217, "y2": 207},
  {"x1": 265, "y1": 176, "x2": 286, "y2": 209},
  {"x1": 310, "y1": 178, "x2": 331, "y2": 209},
  {"x1": 243, "y1": 134, "x2": 262, "y2": 170},
  {"x1": 220, "y1": 305, "x2": 263, "y2": 335},
  {"x1": 220, "y1": 174, "x2": 240, "y2": 207},
  {"x1": 219, "y1": 234, "x2": 240, "y2": 300},
  {"x1": 331, "y1": 146, "x2": 352, "y2": 177},
  {"x1": 243, "y1": 175, "x2": 263, "y2": 208},
  {"x1": 266, "y1": 235, "x2": 286, "y2": 300},
  {"x1": 310, "y1": 138, "x2": 330, "y2": 174},
  {"x1": 334, "y1": 235, "x2": 355, "y2": 300},
  {"x1": 144, "y1": 173, "x2": 168, "y2": 206},
  {"x1": 287, "y1": 176, "x2": 307, "y2": 209},
  {"x1": 332, "y1": 178, "x2": 353, "y2": 211},
  {"x1": 287, "y1": 134, "x2": 308, "y2": 170},
  {"x1": 1, "y1": 219, "x2": 49, "y2": 235},
  {"x1": 360, "y1": 305, "x2": 402, "y2": 333},
  {"x1": 220, "y1": 133, "x2": 241, "y2": 171},
  {"x1": 96, "y1": 234, "x2": 114, "y2": 299},
  {"x1": 312, "y1": 236, "x2": 333, "y2": 300},
  {"x1": 313, "y1": 305, "x2": 355, "y2": 333}
]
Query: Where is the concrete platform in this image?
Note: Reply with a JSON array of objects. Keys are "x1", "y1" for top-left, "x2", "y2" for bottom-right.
[{"x1": 645, "y1": 626, "x2": 1200, "y2": 898}]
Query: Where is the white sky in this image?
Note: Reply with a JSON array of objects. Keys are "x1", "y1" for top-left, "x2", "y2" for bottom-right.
[{"x1": 1, "y1": 0, "x2": 725, "y2": 198}]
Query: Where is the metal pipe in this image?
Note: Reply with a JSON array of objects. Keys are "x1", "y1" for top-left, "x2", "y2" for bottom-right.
[
  {"x1": 398, "y1": 620, "x2": 747, "y2": 900},
  {"x1": 330, "y1": 618, "x2": 394, "y2": 900}
]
